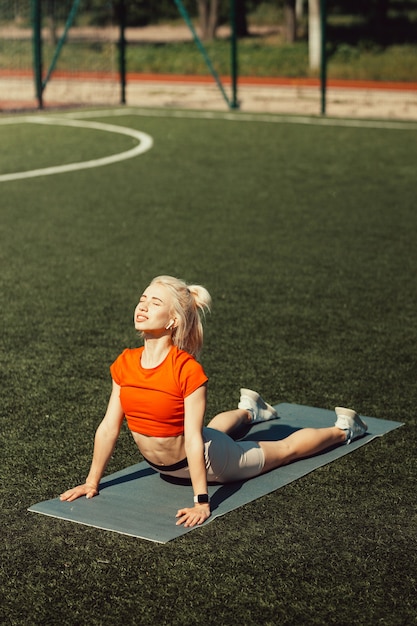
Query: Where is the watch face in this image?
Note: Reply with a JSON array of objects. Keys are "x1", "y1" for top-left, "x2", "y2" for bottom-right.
[{"x1": 197, "y1": 494, "x2": 209, "y2": 503}]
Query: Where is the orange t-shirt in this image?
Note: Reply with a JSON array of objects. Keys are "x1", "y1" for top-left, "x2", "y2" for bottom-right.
[{"x1": 110, "y1": 346, "x2": 208, "y2": 437}]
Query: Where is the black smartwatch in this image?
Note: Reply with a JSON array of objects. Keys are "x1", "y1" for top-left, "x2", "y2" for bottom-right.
[{"x1": 194, "y1": 494, "x2": 210, "y2": 504}]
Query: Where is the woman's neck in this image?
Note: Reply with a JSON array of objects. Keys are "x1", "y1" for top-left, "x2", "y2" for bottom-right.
[{"x1": 141, "y1": 336, "x2": 173, "y2": 369}]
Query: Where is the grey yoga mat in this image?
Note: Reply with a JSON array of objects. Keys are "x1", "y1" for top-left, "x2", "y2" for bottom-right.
[{"x1": 28, "y1": 403, "x2": 403, "y2": 543}]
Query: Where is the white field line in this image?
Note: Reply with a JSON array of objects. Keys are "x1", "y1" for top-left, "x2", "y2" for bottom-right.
[
  {"x1": 1, "y1": 107, "x2": 415, "y2": 183},
  {"x1": 58, "y1": 107, "x2": 417, "y2": 131},
  {"x1": 0, "y1": 116, "x2": 153, "y2": 182}
]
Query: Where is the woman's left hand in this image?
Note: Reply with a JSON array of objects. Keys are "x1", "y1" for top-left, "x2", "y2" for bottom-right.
[{"x1": 175, "y1": 504, "x2": 211, "y2": 527}]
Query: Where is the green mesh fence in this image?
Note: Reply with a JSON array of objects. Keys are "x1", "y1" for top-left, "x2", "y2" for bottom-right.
[
  {"x1": 0, "y1": 0, "x2": 237, "y2": 110},
  {"x1": 0, "y1": 0, "x2": 234, "y2": 110},
  {"x1": 0, "y1": 0, "x2": 119, "y2": 108},
  {"x1": 0, "y1": 1, "x2": 32, "y2": 73}
]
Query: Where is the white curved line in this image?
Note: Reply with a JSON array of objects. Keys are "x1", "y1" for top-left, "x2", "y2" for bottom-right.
[
  {"x1": 0, "y1": 117, "x2": 153, "y2": 182},
  {"x1": 59, "y1": 107, "x2": 417, "y2": 131}
]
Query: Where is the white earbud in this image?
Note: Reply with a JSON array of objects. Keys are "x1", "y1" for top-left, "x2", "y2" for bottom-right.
[{"x1": 166, "y1": 321, "x2": 174, "y2": 330}]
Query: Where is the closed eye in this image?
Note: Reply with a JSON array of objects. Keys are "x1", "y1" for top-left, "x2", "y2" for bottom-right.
[{"x1": 139, "y1": 296, "x2": 163, "y2": 306}]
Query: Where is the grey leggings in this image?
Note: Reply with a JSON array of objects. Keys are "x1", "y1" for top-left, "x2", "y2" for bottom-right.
[{"x1": 155, "y1": 427, "x2": 265, "y2": 483}]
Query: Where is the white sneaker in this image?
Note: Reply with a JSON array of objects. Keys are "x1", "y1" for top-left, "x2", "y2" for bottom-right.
[
  {"x1": 238, "y1": 388, "x2": 278, "y2": 424},
  {"x1": 335, "y1": 407, "x2": 368, "y2": 444}
]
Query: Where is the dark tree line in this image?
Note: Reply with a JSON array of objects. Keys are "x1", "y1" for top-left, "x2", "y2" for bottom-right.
[{"x1": 7, "y1": 0, "x2": 414, "y2": 45}]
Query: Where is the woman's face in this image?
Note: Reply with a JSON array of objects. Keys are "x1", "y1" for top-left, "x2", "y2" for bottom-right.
[{"x1": 134, "y1": 283, "x2": 174, "y2": 334}]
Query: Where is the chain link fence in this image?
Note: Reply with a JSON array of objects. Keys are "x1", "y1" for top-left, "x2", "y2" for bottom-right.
[{"x1": 0, "y1": 0, "x2": 120, "y2": 109}]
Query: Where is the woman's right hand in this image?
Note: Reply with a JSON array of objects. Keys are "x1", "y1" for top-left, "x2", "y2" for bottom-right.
[{"x1": 59, "y1": 483, "x2": 99, "y2": 502}]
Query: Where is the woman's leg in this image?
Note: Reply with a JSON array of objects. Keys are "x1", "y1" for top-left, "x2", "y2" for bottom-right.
[
  {"x1": 259, "y1": 426, "x2": 346, "y2": 474},
  {"x1": 207, "y1": 407, "x2": 367, "y2": 482},
  {"x1": 207, "y1": 409, "x2": 250, "y2": 435},
  {"x1": 207, "y1": 388, "x2": 278, "y2": 435}
]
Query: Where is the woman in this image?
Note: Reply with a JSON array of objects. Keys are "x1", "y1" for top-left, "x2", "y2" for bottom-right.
[{"x1": 60, "y1": 275, "x2": 367, "y2": 528}]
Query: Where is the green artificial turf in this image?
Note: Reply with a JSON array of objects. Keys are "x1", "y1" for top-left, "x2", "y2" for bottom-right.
[{"x1": 1, "y1": 109, "x2": 416, "y2": 625}]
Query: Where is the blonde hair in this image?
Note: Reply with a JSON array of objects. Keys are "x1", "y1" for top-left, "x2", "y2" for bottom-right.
[{"x1": 150, "y1": 275, "x2": 211, "y2": 358}]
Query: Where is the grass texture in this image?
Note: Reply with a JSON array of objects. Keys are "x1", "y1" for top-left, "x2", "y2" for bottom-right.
[
  {"x1": 1, "y1": 38, "x2": 417, "y2": 82},
  {"x1": 125, "y1": 40, "x2": 417, "y2": 81},
  {"x1": 1, "y1": 109, "x2": 416, "y2": 625}
]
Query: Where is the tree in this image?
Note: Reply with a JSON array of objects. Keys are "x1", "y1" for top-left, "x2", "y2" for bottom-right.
[
  {"x1": 47, "y1": 0, "x2": 58, "y2": 45},
  {"x1": 296, "y1": 0, "x2": 304, "y2": 20},
  {"x1": 197, "y1": 0, "x2": 219, "y2": 40},
  {"x1": 284, "y1": 0, "x2": 297, "y2": 43},
  {"x1": 308, "y1": 0, "x2": 321, "y2": 69}
]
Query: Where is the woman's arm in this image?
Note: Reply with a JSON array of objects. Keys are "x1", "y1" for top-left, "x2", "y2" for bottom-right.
[
  {"x1": 175, "y1": 384, "x2": 210, "y2": 527},
  {"x1": 60, "y1": 380, "x2": 125, "y2": 502}
]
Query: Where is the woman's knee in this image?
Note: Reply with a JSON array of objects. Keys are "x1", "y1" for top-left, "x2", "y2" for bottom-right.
[
  {"x1": 259, "y1": 440, "x2": 295, "y2": 472},
  {"x1": 206, "y1": 411, "x2": 229, "y2": 429}
]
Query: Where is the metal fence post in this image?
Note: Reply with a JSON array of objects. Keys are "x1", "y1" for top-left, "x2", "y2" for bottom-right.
[
  {"x1": 32, "y1": 0, "x2": 43, "y2": 109},
  {"x1": 320, "y1": 0, "x2": 327, "y2": 115},
  {"x1": 230, "y1": 0, "x2": 239, "y2": 109},
  {"x1": 119, "y1": 0, "x2": 127, "y2": 105}
]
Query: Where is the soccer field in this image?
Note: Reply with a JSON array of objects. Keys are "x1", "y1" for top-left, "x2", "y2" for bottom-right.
[{"x1": 1, "y1": 107, "x2": 416, "y2": 625}]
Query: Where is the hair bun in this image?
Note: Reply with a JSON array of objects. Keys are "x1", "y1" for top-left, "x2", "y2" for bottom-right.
[{"x1": 188, "y1": 284, "x2": 211, "y2": 315}]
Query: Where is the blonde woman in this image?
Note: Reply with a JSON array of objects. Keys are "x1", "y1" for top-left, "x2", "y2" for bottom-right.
[{"x1": 60, "y1": 276, "x2": 367, "y2": 528}]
